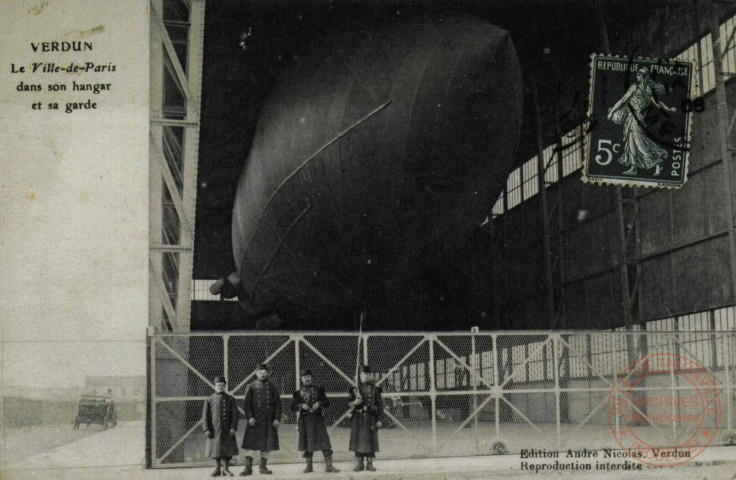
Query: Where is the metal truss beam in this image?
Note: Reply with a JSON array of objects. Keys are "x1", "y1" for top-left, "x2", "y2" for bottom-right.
[
  {"x1": 150, "y1": 1, "x2": 193, "y2": 103},
  {"x1": 150, "y1": 132, "x2": 193, "y2": 236},
  {"x1": 149, "y1": 259, "x2": 176, "y2": 331},
  {"x1": 532, "y1": 80, "x2": 558, "y2": 330},
  {"x1": 149, "y1": 0, "x2": 205, "y2": 333},
  {"x1": 595, "y1": 0, "x2": 643, "y2": 360}
]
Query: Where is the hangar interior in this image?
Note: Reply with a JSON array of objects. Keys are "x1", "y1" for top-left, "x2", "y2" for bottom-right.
[
  {"x1": 149, "y1": 0, "x2": 736, "y2": 334},
  {"x1": 147, "y1": 0, "x2": 736, "y2": 467}
]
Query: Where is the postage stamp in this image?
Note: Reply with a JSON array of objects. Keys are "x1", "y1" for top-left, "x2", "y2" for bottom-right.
[
  {"x1": 606, "y1": 353, "x2": 721, "y2": 467},
  {"x1": 583, "y1": 55, "x2": 694, "y2": 189}
]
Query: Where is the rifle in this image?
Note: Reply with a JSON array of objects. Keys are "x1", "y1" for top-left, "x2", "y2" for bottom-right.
[
  {"x1": 347, "y1": 311, "x2": 366, "y2": 419},
  {"x1": 294, "y1": 385, "x2": 314, "y2": 431}
]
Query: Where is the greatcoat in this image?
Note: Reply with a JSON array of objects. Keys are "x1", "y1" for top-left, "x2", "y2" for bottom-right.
[
  {"x1": 290, "y1": 385, "x2": 333, "y2": 452},
  {"x1": 202, "y1": 392, "x2": 240, "y2": 458},
  {"x1": 348, "y1": 382, "x2": 383, "y2": 455},
  {"x1": 241, "y1": 379, "x2": 281, "y2": 451}
]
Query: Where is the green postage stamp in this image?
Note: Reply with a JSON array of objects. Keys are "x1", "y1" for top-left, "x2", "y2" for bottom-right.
[{"x1": 583, "y1": 55, "x2": 694, "y2": 188}]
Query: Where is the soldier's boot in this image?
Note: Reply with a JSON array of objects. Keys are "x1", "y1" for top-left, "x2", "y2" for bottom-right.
[
  {"x1": 325, "y1": 454, "x2": 340, "y2": 473},
  {"x1": 303, "y1": 457, "x2": 313, "y2": 473},
  {"x1": 222, "y1": 460, "x2": 234, "y2": 477},
  {"x1": 239, "y1": 457, "x2": 253, "y2": 476},
  {"x1": 366, "y1": 457, "x2": 376, "y2": 472},
  {"x1": 259, "y1": 457, "x2": 273, "y2": 475},
  {"x1": 353, "y1": 457, "x2": 365, "y2": 472},
  {"x1": 211, "y1": 466, "x2": 222, "y2": 477}
]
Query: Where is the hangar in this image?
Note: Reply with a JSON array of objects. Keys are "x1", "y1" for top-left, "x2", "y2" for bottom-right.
[{"x1": 147, "y1": 0, "x2": 736, "y2": 469}]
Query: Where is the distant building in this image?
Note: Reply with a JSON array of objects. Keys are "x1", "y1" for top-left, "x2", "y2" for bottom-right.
[
  {"x1": 83, "y1": 375, "x2": 146, "y2": 403},
  {"x1": 3, "y1": 385, "x2": 80, "y2": 402}
]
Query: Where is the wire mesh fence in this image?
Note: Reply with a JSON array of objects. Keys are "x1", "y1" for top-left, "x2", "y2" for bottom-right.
[{"x1": 150, "y1": 331, "x2": 736, "y2": 467}]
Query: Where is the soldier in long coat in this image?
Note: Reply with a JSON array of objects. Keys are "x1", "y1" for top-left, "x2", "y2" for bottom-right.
[
  {"x1": 347, "y1": 365, "x2": 384, "y2": 471},
  {"x1": 240, "y1": 364, "x2": 281, "y2": 476},
  {"x1": 202, "y1": 376, "x2": 239, "y2": 477},
  {"x1": 290, "y1": 369, "x2": 340, "y2": 473}
]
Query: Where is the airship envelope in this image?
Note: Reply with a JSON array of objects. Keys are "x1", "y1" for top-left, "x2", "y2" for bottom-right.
[{"x1": 232, "y1": 13, "x2": 523, "y2": 320}]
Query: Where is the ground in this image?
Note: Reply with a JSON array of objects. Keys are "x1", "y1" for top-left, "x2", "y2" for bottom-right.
[
  {"x1": 2, "y1": 424, "x2": 99, "y2": 464},
  {"x1": 2, "y1": 421, "x2": 734, "y2": 479},
  {"x1": 2, "y1": 459, "x2": 735, "y2": 480}
]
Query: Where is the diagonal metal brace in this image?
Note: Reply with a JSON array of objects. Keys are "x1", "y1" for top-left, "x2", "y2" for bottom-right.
[
  {"x1": 150, "y1": 0, "x2": 193, "y2": 104},
  {"x1": 434, "y1": 337, "x2": 494, "y2": 390},
  {"x1": 150, "y1": 132, "x2": 194, "y2": 238},
  {"x1": 157, "y1": 418, "x2": 204, "y2": 464},
  {"x1": 229, "y1": 338, "x2": 294, "y2": 395},
  {"x1": 157, "y1": 337, "x2": 215, "y2": 390},
  {"x1": 375, "y1": 338, "x2": 428, "y2": 388}
]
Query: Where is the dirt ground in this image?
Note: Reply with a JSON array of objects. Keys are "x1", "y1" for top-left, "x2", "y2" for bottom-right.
[
  {"x1": 2, "y1": 424, "x2": 102, "y2": 464},
  {"x1": 2, "y1": 420, "x2": 734, "y2": 480},
  {"x1": 2, "y1": 461, "x2": 735, "y2": 480}
]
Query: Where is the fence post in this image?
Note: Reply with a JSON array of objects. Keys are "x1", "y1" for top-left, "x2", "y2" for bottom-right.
[
  {"x1": 150, "y1": 335, "x2": 157, "y2": 467},
  {"x1": 710, "y1": 310, "x2": 718, "y2": 374},
  {"x1": 668, "y1": 335, "x2": 677, "y2": 442},
  {"x1": 492, "y1": 333, "x2": 500, "y2": 441},
  {"x1": 613, "y1": 334, "x2": 620, "y2": 438},
  {"x1": 295, "y1": 336, "x2": 300, "y2": 391},
  {"x1": 471, "y1": 333, "x2": 478, "y2": 450},
  {"x1": 429, "y1": 335, "x2": 437, "y2": 453},
  {"x1": 146, "y1": 330, "x2": 153, "y2": 468},
  {"x1": 223, "y1": 334, "x2": 229, "y2": 388},
  {"x1": 727, "y1": 333, "x2": 734, "y2": 431},
  {"x1": 553, "y1": 334, "x2": 561, "y2": 448},
  {"x1": 362, "y1": 334, "x2": 369, "y2": 366},
  {"x1": 294, "y1": 335, "x2": 301, "y2": 459}
]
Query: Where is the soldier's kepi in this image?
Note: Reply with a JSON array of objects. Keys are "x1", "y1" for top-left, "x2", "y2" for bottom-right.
[
  {"x1": 291, "y1": 369, "x2": 340, "y2": 474},
  {"x1": 348, "y1": 365, "x2": 384, "y2": 472}
]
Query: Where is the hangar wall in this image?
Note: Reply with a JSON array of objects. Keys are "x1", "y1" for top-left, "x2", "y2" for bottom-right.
[{"x1": 489, "y1": 12, "x2": 736, "y2": 330}]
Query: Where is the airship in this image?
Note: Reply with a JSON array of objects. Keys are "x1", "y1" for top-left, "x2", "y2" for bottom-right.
[{"x1": 226, "y1": 12, "x2": 523, "y2": 325}]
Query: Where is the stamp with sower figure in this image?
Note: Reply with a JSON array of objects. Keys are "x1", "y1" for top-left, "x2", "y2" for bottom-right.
[{"x1": 583, "y1": 55, "x2": 694, "y2": 189}]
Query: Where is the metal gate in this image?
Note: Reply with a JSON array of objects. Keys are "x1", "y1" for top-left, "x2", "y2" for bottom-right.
[{"x1": 149, "y1": 331, "x2": 736, "y2": 468}]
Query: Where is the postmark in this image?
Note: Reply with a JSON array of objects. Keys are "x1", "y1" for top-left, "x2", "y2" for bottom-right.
[
  {"x1": 583, "y1": 55, "x2": 694, "y2": 189},
  {"x1": 606, "y1": 353, "x2": 721, "y2": 467}
]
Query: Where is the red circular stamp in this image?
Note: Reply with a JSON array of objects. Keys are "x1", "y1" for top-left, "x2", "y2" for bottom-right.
[{"x1": 606, "y1": 353, "x2": 721, "y2": 467}]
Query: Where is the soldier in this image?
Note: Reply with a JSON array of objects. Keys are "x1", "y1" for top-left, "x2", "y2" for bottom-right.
[
  {"x1": 291, "y1": 369, "x2": 340, "y2": 474},
  {"x1": 240, "y1": 364, "x2": 281, "y2": 476},
  {"x1": 202, "y1": 376, "x2": 239, "y2": 477},
  {"x1": 347, "y1": 365, "x2": 384, "y2": 471}
]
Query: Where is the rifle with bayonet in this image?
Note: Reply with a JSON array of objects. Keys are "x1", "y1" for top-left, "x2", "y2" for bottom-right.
[{"x1": 347, "y1": 311, "x2": 365, "y2": 419}]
